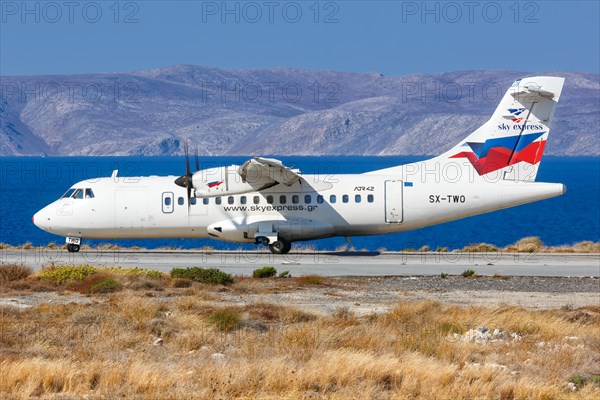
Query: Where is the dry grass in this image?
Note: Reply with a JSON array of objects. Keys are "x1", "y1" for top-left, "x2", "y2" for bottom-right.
[
  {"x1": 1, "y1": 269, "x2": 599, "y2": 400},
  {"x1": 0, "y1": 264, "x2": 32, "y2": 283},
  {"x1": 460, "y1": 243, "x2": 499, "y2": 252}
]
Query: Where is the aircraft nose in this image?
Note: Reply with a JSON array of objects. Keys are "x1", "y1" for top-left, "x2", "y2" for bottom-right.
[{"x1": 33, "y1": 207, "x2": 51, "y2": 231}]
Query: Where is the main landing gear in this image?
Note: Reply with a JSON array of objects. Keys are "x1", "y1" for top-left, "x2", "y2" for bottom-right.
[
  {"x1": 269, "y1": 239, "x2": 292, "y2": 255},
  {"x1": 256, "y1": 236, "x2": 292, "y2": 254}
]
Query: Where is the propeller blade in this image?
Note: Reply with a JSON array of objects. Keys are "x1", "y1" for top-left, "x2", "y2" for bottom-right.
[
  {"x1": 187, "y1": 185, "x2": 192, "y2": 211},
  {"x1": 184, "y1": 141, "x2": 190, "y2": 178},
  {"x1": 194, "y1": 146, "x2": 200, "y2": 172}
]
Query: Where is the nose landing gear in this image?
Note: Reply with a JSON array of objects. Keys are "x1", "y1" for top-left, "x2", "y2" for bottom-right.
[
  {"x1": 66, "y1": 237, "x2": 81, "y2": 253},
  {"x1": 67, "y1": 244, "x2": 80, "y2": 253}
]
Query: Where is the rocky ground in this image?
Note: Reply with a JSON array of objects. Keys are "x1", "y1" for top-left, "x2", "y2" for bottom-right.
[
  {"x1": 2, "y1": 275, "x2": 597, "y2": 314},
  {"x1": 219, "y1": 276, "x2": 600, "y2": 314}
]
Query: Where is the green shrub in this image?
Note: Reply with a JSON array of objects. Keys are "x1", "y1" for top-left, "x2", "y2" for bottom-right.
[
  {"x1": 102, "y1": 267, "x2": 163, "y2": 278},
  {"x1": 253, "y1": 266, "x2": 277, "y2": 278},
  {"x1": 278, "y1": 270, "x2": 290, "y2": 278},
  {"x1": 440, "y1": 272, "x2": 448, "y2": 279},
  {"x1": 39, "y1": 265, "x2": 97, "y2": 284},
  {"x1": 0, "y1": 264, "x2": 32, "y2": 282},
  {"x1": 440, "y1": 322, "x2": 463, "y2": 335},
  {"x1": 146, "y1": 270, "x2": 164, "y2": 279},
  {"x1": 91, "y1": 278, "x2": 121, "y2": 294},
  {"x1": 462, "y1": 269, "x2": 476, "y2": 278},
  {"x1": 170, "y1": 267, "x2": 233, "y2": 285},
  {"x1": 569, "y1": 374, "x2": 586, "y2": 389},
  {"x1": 569, "y1": 374, "x2": 600, "y2": 389},
  {"x1": 208, "y1": 308, "x2": 241, "y2": 332}
]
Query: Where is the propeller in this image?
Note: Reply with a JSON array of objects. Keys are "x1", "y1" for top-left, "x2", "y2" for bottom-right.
[{"x1": 174, "y1": 141, "x2": 195, "y2": 211}]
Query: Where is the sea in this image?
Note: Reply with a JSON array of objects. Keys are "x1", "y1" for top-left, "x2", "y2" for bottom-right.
[{"x1": 1, "y1": 156, "x2": 598, "y2": 251}]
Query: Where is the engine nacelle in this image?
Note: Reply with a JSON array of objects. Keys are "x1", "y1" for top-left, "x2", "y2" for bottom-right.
[{"x1": 192, "y1": 165, "x2": 273, "y2": 197}]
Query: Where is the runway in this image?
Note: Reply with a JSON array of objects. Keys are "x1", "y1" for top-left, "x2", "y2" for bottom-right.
[{"x1": 2, "y1": 249, "x2": 599, "y2": 277}]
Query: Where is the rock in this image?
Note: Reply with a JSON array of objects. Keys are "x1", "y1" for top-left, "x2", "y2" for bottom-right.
[
  {"x1": 211, "y1": 352, "x2": 226, "y2": 360},
  {"x1": 567, "y1": 382, "x2": 577, "y2": 392},
  {"x1": 153, "y1": 338, "x2": 164, "y2": 346},
  {"x1": 453, "y1": 326, "x2": 522, "y2": 344}
]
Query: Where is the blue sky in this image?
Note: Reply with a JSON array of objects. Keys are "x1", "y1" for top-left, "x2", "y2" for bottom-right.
[{"x1": 1, "y1": 1, "x2": 598, "y2": 76}]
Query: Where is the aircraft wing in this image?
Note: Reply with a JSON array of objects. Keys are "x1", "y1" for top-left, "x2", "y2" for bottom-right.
[{"x1": 237, "y1": 157, "x2": 301, "y2": 186}]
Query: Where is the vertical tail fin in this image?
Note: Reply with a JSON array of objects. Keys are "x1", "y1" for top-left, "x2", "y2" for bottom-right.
[{"x1": 443, "y1": 76, "x2": 564, "y2": 181}]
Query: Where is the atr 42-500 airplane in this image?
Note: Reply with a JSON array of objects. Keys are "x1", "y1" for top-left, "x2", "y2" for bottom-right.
[{"x1": 34, "y1": 76, "x2": 565, "y2": 254}]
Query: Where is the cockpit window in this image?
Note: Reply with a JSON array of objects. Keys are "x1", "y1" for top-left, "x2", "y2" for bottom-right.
[
  {"x1": 72, "y1": 189, "x2": 83, "y2": 199},
  {"x1": 61, "y1": 189, "x2": 76, "y2": 198},
  {"x1": 85, "y1": 189, "x2": 95, "y2": 199}
]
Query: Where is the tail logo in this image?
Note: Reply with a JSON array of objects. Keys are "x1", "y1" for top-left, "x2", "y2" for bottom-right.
[
  {"x1": 508, "y1": 108, "x2": 526, "y2": 122},
  {"x1": 451, "y1": 132, "x2": 546, "y2": 175}
]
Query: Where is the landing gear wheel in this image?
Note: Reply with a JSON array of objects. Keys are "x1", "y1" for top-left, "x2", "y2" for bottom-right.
[
  {"x1": 67, "y1": 244, "x2": 80, "y2": 253},
  {"x1": 269, "y1": 239, "x2": 291, "y2": 255}
]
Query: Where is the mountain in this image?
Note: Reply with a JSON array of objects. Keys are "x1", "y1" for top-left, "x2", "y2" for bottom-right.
[{"x1": 1, "y1": 66, "x2": 598, "y2": 156}]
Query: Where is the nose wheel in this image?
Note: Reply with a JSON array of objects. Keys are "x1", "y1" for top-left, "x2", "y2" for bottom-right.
[
  {"x1": 67, "y1": 244, "x2": 80, "y2": 253},
  {"x1": 66, "y1": 237, "x2": 82, "y2": 252}
]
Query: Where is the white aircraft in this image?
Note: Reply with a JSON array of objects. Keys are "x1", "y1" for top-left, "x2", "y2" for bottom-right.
[{"x1": 34, "y1": 76, "x2": 566, "y2": 254}]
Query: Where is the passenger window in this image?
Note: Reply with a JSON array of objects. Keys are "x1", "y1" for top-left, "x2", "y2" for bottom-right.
[
  {"x1": 317, "y1": 195, "x2": 324, "y2": 204},
  {"x1": 355, "y1": 194, "x2": 361, "y2": 203},
  {"x1": 267, "y1": 195, "x2": 274, "y2": 204},
  {"x1": 304, "y1": 195, "x2": 312, "y2": 204},
  {"x1": 215, "y1": 197, "x2": 222, "y2": 205},
  {"x1": 330, "y1": 195, "x2": 336, "y2": 203},
  {"x1": 253, "y1": 196, "x2": 260, "y2": 204},
  {"x1": 190, "y1": 197, "x2": 197, "y2": 205},
  {"x1": 228, "y1": 196, "x2": 234, "y2": 204},
  {"x1": 164, "y1": 197, "x2": 172, "y2": 206},
  {"x1": 73, "y1": 189, "x2": 83, "y2": 199},
  {"x1": 61, "y1": 189, "x2": 76, "y2": 198},
  {"x1": 241, "y1": 196, "x2": 247, "y2": 205},
  {"x1": 84, "y1": 189, "x2": 95, "y2": 199},
  {"x1": 292, "y1": 195, "x2": 299, "y2": 204},
  {"x1": 203, "y1": 198, "x2": 209, "y2": 205},
  {"x1": 178, "y1": 197, "x2": 184, "y2": 206},
  {"x1": 368, "y1": 194, "x2": 374, "y2": 203},
  {"x1": 342, "y1": 195, "x2": 349, "y2": 203},
  {"x1": 280, "y1": 195, "x2": 287, "y2": 204}
]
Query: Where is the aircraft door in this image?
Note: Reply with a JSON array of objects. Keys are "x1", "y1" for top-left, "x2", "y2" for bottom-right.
[
  {"x1": 384, "y1": 180, "x2": 403, "y2": 223},
  {"x1": 162, "y1": 192, "x2": 174, "y2": 214}
]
